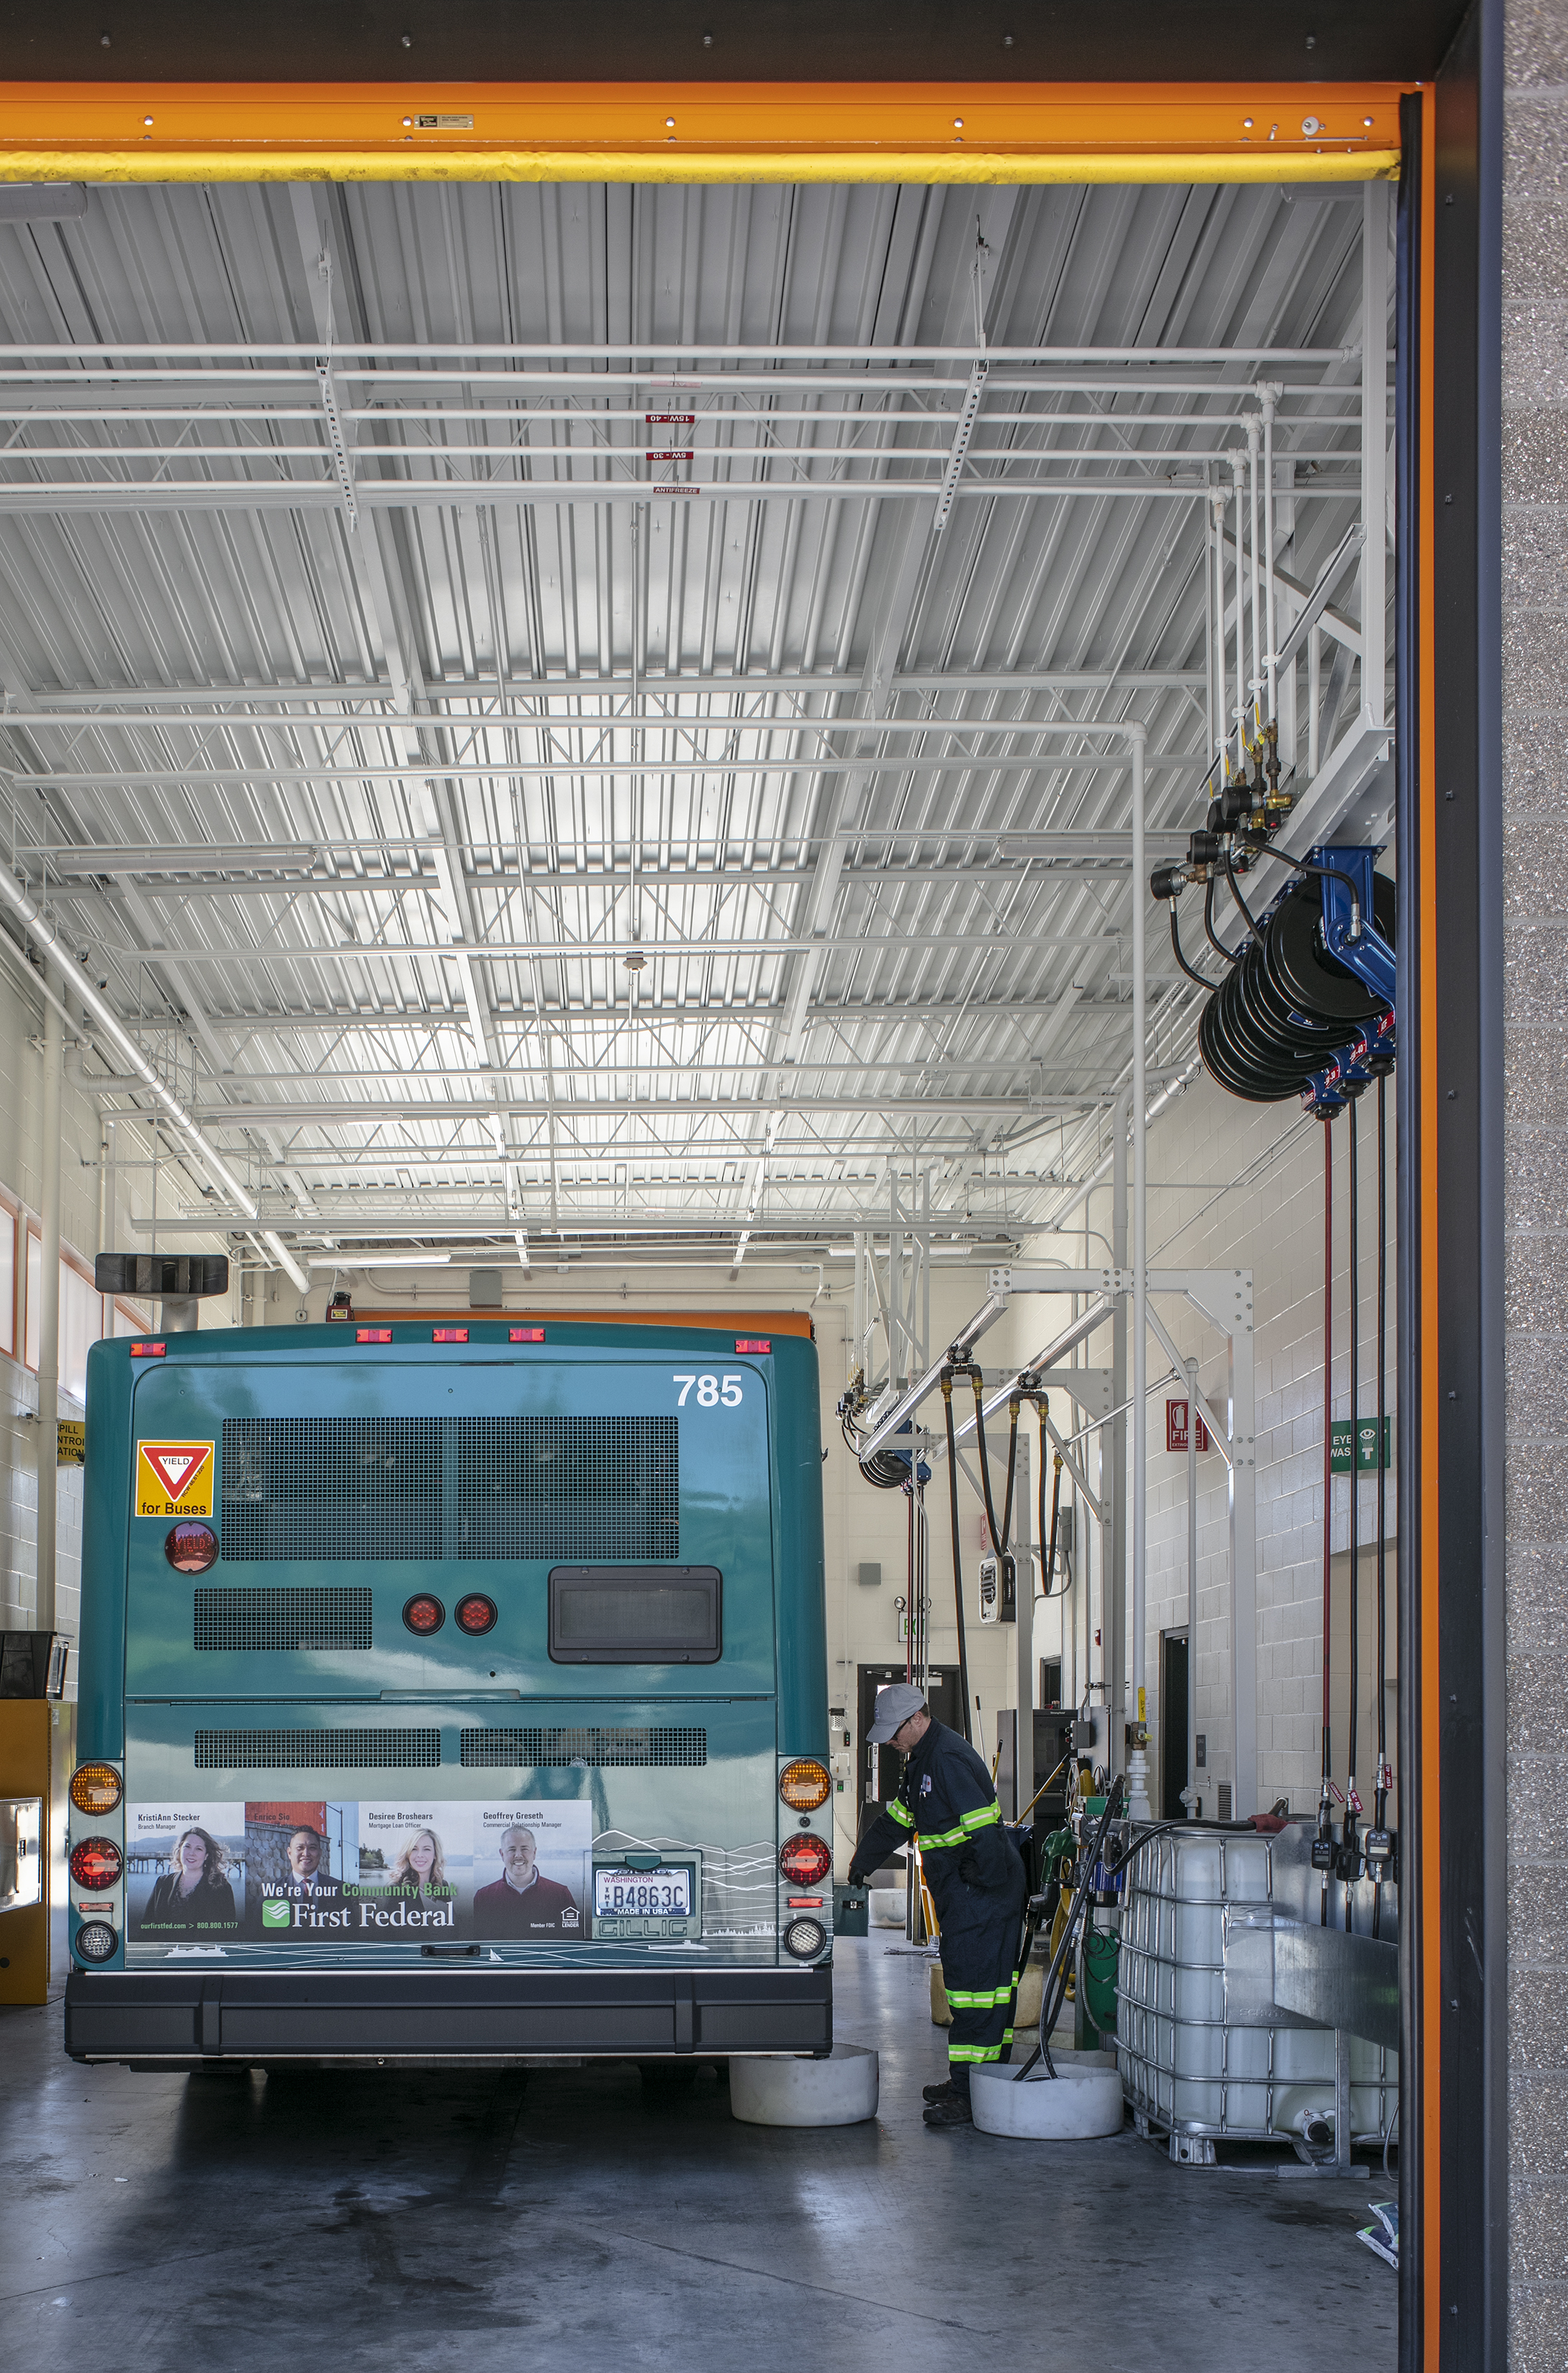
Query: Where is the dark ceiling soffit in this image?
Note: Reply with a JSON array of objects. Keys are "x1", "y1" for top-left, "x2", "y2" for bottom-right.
[{"x1": 1, "y1": 2, "x2": 1472, "y2": 88}]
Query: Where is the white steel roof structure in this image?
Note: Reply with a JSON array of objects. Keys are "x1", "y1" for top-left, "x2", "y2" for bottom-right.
[{"x1": 0, "y1": 175, "x2": 1389, "y2": 1277}]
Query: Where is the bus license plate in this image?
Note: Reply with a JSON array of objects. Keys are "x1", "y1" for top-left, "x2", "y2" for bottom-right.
[{"x1": 594, "y1": 1867, "x2": 692, "y2": 1920}]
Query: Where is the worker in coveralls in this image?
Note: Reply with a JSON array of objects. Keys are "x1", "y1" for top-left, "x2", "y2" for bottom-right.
[{"x1": 847, "y1": 1682, "x2": 1027, "y2": 2128}]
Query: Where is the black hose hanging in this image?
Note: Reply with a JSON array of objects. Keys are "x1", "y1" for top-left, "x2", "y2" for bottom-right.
[
  {"x1": 972, "y1": 1373, "x2": 1020, "y2": 1558},
  {"x1": 940, "y1": 1373, "x2": 973, "y2": 1745}
]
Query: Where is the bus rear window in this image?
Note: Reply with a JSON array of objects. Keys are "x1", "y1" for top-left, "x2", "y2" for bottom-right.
[{"x1": 548, "y1": 1566, "x2": 722, "y2": 1664}]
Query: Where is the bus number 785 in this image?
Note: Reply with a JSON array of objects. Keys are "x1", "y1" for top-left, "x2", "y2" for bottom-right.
[{"x1": 672, "y1": 1373, "x2": 743, "y2": 1407}]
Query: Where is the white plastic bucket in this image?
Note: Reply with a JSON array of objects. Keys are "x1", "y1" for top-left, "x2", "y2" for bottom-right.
[
  {"x1": 971, "y1": 2059, "x2": 1124, "y2": 2140},
  {"x1": 729, "y1": 2042, "x2": 879, "y2": 2127}
]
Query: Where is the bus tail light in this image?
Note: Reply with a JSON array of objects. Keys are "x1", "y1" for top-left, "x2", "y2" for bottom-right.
[
  {"x1": 402, "y1": 1593, "x2": 445, "y2": 1634},
  {"x1": 74, "y1": 1919, "x2": 119, "y2": 1963},
  {"x1": 69, "y1": 1762, "x2": 122, "y2": 1816},
  {"x1": 69, "y1": 1837, "x2": 123, "y2": 1891},
  {"x1": 783, "y1": 1916, "x2": 827, "y2": 1960},
  {"x1": 455, "y1": 1593, "x2": 497, "y2": 1635},
  {"x1": 779, "y1": 1757, "x2": 831, "y2": 1812},
  {"x1": 779, "y1": 1834, "x2": 831, "y2": 1888}
]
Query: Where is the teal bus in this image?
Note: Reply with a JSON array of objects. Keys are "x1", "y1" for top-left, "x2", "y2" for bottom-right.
[{"x1": 61, "y1": 1308, "x2": 833, "y2": 2067}]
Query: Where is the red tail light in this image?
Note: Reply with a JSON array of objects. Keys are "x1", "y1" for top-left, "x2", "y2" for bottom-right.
[
  {"x1": 70, "y1": 1838, "x2": 123, "y2": 1891},
  {"x1": 779, "y1": 1833, "x2": 832, "y2": 1888},
  {"x1": 455, "y1": 1593, "x2": 498, "y2": 1636},
  {"x1": 402, "y1": 1594, "x2": 445, "y2": 1635}
]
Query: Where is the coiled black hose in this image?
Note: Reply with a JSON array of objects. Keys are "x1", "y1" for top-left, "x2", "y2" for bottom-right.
[{"x1": 1195, "y1": 872, "x2": 1396, "y2": 1105}]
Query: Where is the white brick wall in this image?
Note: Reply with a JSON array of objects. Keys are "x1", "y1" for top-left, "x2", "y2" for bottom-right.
[{"x1": 1022, "y1": 1065, "x2": 1399, "y2": 1816}]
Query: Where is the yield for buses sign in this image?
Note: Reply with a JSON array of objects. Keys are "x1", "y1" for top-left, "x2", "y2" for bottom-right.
[{"x1": 134, "y1": 1439, "x2": 215, "y2": 1519}]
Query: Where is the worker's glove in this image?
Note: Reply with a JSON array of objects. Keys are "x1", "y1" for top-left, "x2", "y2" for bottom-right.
[
  {"x1": 845, "y1": 1860, "x2": 867, "y2": 1889},
  {"x1": 958, "y1": 1845, "x2": 981, "y2": 1885}
]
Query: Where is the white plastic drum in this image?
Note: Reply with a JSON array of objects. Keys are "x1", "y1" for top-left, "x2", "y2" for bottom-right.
[
  {"x1": 971, "y1": 2057, "x2": 1124, "y2": 2140},
  {"x1": 729, "y1": 2042, "x2": 880, "y2": 2127}
]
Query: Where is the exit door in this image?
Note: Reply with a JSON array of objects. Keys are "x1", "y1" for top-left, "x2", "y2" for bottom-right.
[{"x1": 1160, "y1": 1631, "x2": 1190, "y2": 1819}]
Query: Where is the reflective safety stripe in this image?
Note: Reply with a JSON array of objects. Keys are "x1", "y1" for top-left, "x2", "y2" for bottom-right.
[
  {"x1": 944, "y1": 1982, "x2": 1013, "y2": 2007},
  {"x1": 888, "y1": 1798, "x2": 914, "y2": 1829},
  {"x1": 948, "y1": 2041, "x2": 1005, "y2": 2064},
  {"x1": 918, "y1": 1799, "x2": 1001, "y2": 1851},
  {"x1": 1001, "y1": 2027, "x2": 1015, "y2": 2044}
]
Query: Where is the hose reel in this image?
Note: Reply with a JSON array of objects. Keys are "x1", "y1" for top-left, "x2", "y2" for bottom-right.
[{"x1": 1157, "y1": 837, "x2": 1396, "y2": 1115}]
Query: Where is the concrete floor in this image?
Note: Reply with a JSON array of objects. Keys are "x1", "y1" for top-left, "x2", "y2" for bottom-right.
[{"x1": 2, "y1": 1938, "x2": 1395, "y2": 2373}]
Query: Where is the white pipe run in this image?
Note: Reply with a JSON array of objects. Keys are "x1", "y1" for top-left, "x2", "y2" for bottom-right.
[
  {"x1": 0, "y1": 864, "x2": 311, "y2": 1295},
  {"x1": 1127, "y1": 728, "x2": 1152, "y2": 1821},
  {"x1": 37, "y1": 982, "x2": 60, "y2": 1632}
]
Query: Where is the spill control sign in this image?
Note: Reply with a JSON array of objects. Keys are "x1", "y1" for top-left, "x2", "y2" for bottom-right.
[{"x1": 135, "y1": 1439, "x2": 215, "y2": 1519}]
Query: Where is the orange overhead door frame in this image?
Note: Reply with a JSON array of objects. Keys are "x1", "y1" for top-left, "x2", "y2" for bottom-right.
[{"x1": 0, "y1": 80, "x2": 1406, "y2": 183}]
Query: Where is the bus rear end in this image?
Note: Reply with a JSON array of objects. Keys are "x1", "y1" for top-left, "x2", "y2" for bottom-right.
[{"x1": 63, "y1": 1314, "x2": 830, "y2": 2066}]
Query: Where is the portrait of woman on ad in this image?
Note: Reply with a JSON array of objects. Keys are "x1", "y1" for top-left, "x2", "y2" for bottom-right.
[
  {"x1": 387, "y1": 1827, "x2": 451, "y2": 1906},
  {"x1": 139, "y1": 1825, "x2": 239, "y2": 1934}
]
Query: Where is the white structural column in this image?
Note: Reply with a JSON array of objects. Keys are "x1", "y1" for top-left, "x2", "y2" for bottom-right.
[
  {"x1": 37, "y1": 974, "x2": 60, "y2": 1632},
  {"x1": 1127, "y1": 728, "x2": 1152, "y2": 1822},
  {"x1": 1360, "y1": 178, "x2": 1390, "y2": 733}
]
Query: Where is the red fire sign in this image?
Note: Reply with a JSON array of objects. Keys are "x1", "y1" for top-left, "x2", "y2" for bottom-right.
[{"x1": 1166, "y1": 1399, "x2": 1211, "y2": 1454}]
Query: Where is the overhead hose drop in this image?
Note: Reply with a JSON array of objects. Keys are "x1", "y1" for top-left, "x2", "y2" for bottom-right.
[
  {"x1": 1372, "y1": 1070, "x2": 1393, "y2": 1933},
  {"x1": 971, "y1": 1369, "x2": 1020, "y2": 1561},
  {"x1": 940, "y1": 1371, "x2": 974, "y2": 1745},
  {"x1": 1316, "y1": 1117, "x2": 1335, "y2": 1921},
  {"x1": 1345, "y1": 1092, "x2": 1361, "y2": 1930}
]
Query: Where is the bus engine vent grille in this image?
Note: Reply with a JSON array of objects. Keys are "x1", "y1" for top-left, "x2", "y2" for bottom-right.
[
  {"x1": 193, "y1": 1586, "x2": 373, "y2": 1653},
  {"x1": 218, "y1": 1415, "x2": 677, "y2": 1563},
  {"x1": 221, "y1": 1417, "x2": 442, "y2": 1563},
  {"x1": 454, "y1": 1416, "x2": 679, "y2": 1560},
  {"x1": 193, "y1": 1727, "x2": 441, "y2": 1770},
  {"x1": 459, "y1": 1724, "x2": 707, "y2": 1768}
]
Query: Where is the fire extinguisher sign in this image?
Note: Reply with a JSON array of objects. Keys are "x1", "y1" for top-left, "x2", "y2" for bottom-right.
[{"x1": 1165, "y1": 1399, "x2": 1211, "y2": 1455}]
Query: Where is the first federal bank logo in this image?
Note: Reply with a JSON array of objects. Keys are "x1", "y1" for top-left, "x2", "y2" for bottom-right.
[{"x1": 261, "y1": 1899, "x2": 293, "y2": 1929}]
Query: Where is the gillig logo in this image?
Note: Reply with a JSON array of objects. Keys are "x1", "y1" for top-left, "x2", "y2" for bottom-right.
[{"x1": 134, "y1": 1440, "x2": 216, "y2": 1519}]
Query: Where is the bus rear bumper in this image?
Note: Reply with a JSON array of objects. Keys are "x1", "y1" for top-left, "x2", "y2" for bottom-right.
[{"x1": 63, "y1": 1965, "x2": 833, "y2": 2065}]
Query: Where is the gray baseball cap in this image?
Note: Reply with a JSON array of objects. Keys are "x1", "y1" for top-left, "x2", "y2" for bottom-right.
[{"x1": 866, "y1": 1682, "x2": 927, "y2": 1745}]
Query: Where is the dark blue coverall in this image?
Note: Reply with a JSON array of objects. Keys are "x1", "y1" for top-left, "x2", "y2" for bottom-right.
[{"x1": 850, "y1": 1716, "x2": 1027, "y2": 2095}]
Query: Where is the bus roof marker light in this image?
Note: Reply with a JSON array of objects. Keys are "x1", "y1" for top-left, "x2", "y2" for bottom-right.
[
  {"x1": 779, "y1": 1757, "x2": 832, "y2": 1812},
  {"x1": 433, "y1": 1326, "x2": 469, "y2": 1343},
  {"x1": 402, "y1": 1593, "x2": 445, "y2": 1635},
  {"x1": 69, "y1": 1762, "x2": 122, "y2": 1817},
  {"x1": 510, "y1": 1326, "x2": 546, "y2": 1343},
  {"x1": 129, "y1": 1341, "x2": 165, "y2": 1358},
  {"x1": 735, "y1": 1338, "x2": 771, "y2": 1353},
  {"x1": 357, "y1": 1326, "x2": 393, "y2": 1344}
]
